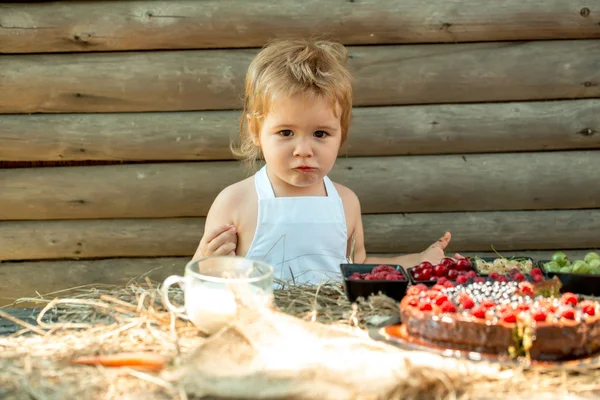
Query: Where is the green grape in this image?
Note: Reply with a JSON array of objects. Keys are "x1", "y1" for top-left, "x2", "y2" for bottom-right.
[
  {"x1": 589, "y1": 259, "x2": 600, "y2": 270},
  {"x1": 572, "y1": 260, "x2": 592, "y2": 274},
  {"x1": 543, "y1": 261, "x2": 561, "y2": 273},
  {"x1": 584, "y1": 252, "x2": 600, "y2": 263},
  {"x1": 551, "y1": 251, "x2": 569, "y2": 267},
  {"x1": 559, "y1": 266, "x2": 572, "y2": 273}
]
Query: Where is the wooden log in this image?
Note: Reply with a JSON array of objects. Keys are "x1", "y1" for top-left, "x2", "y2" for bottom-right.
[
  {"x1": 0, "y1": 257, "x2": 185, "y2": 308},
  {"x1": 1, "y1": 100, "x2": 599, "y2": 161},
  {"x1": 1, "y1": 41, "x2": 599, "y2": 114},
  {"x1": 2, "y1": 249, "x2": 597, "y2": 307},
  {"x1": 0, "y1": 210, "x2": 598, "y2": 261},
  {"x1": 1, "y1": 152, "x2": 599, "y2": 220},
  {"x1": 1, "y1": 1, "x2": 599, "y2": 53}
]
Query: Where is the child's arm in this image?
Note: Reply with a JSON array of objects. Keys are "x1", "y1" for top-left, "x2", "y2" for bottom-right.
[
  {"x1": 192, "y1": 186, "x2": 240, "y2": 259},
  {"x1": 345, "y1": 189, "x2": 459, "y2": 268}
]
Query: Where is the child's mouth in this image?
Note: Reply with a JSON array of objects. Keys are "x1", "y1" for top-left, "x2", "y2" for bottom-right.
[{"x1": 295, "y1": 166, "x2": 316, "y2": 172}]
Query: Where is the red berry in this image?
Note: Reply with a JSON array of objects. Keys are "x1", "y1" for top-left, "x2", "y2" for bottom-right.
[
  {"x1": 489, "y1": 272, "x2": 499, "y2": 280},
  {"x1": 372, "y1": 265, "x2": 389, "y2": 274},
  {"x1": 531, "y1": 267, "x2": 543, "y2": 277},
  {"x1": 434, "y1": 264, "x2": 449, "y2": 277},
  {"x1": 467, "y1": 270, "x2": 478, "y2": 278},
  {"x1": 519, "y1": 282, "x2": 535, "y2": 296},
  {"x1": 582, "y1": 304, "x2": 596, "y2": 316},
  {"x1": 460, "y1": 297, "x2": 475, "y2": 310},
  {"x1": 532, "y1": 309, "x2": 548, "y2": 322},
  {"x1": 562, "y1": 309, "x2": 576, "y2": 320},
  {"x1": 481, "y1": 300, "x2": 495, "y2": 309},
  {"x1": 502, "y1": 312, "x2": 517, "y2": 323},
  {"x1": 532, "y1": 274, "x2": 544, "y2": 283},
  {"x1": 443, "y1": 281, "x2": 455, "y2": 288},
  {"x1": 413, "y1": 272, "x2": 423, "y2": 281},
  {"x1": 437, "y1": 277, "x2": 448, "y2": 285},
  {"x1": 435, "y1": 294, "x2": 449, "y2": 306},
  {"x1": 456, "y1": 259, "x2": 471, "y2": 271},
  {"x1": 447, "y1": 269, "x2": 459, "y2": 280},
  {"x1": 440, "y1": 257, "x2": 457, "y2": 269},
  {"x1": 496, "y1": 275, "x2": 509, "y2": 283},
  {"x1": 561, "y1": 293, "x2": 578, "y2": 306},
  {"x1": 456, "y1": 275, "x2": 469, "y2": 285},
  {"x1": 348, "y1": 275, "x2": 361, "y2": 280},
  {"x1": 364, "y1": 274, "x2": 376, "y2": 280},
  {"x1": 421, "y1": 268, "x2": 433, "y2": 280},
  {"x1": 440, "y1": 301, "x2": 456, "y2": 313},
  {"x1": 417, "y1": 261, "x2": 433, "y2": 270},
  {"x1": 407, "y1": 297, "x2": 419, "y2": 307},
  {"x1": 473, "y1": 277, "x2": 486, "y2": 284},
  {"x1": 419, "y1": 303, "x2": 433, "y2": 311},
  {"x1": 513, "y1": 273, "x2": 526, "y2": 282},
  {"x1": 471, "y1": 306, "x2": 486, "y2": 319},
  {"x1": 385, "y1": 273, "x2": 400, "y2": 280}
]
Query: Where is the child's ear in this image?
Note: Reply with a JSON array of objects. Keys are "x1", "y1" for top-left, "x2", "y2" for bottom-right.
[{"x1": 247, "y1": 115, "x2": 261, "y2": 147}]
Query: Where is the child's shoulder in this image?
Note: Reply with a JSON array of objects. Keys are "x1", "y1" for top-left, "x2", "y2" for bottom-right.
[
  {"x1": 332, "y1": 182, "x2": 361, "y2": 212},
  {"x1": 214, "y1": 176, "x2": 255, "y2": 205}
]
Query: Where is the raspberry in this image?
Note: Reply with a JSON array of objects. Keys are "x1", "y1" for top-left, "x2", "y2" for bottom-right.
[
  {"x1": 467, "y1": 270, "x2": 478, "y2": 278},
  {"x1": 561, "y1": 293, "x2": 578, "y2": 306},
  {"x1": 533, "y1": 309, "x2": 548, "y2": 322},
  {"x1": 386, "y1": 273, "x2": 400, "y2": 280},
  {"x1": 489, "y1": 272, "x2": 499, "y2": 280},
  {"x1": 496, "y1": 275, "x2": 509, "y2": 283},
  {"x1": 473, "y1": 277, "x2": 486, "y2": 284},
  {"x1": 502, "y1": 312, "x2": 517, "y2": 323},
  {"x1": 532, "y1": 274, "x2": 544, "y2": 282},
  {"x1": 349, "y1": 274, "x2": 361, "y2": 281},
  {"x1": 456, "y1": 275, "x2": 469, "y2": 285},
  {"x1": 582, "y1": 304, "x2": 596, "y2": 316},
  {"x1": 519, "y1": 282, "x2": 534, "y2": 296},
  {"x1": 364, "y1": 274, "x2": 376, "y2": 280},
  {"x1": 443, "y1": 281, "x2": 455, "y2": 288},
  {"x1": 437, "y1": 277, "x2": 448, "y2": 285},
  {"x1": 440, "y1": 301, "x2": 456, "y2": 313},
  {"x1": 481, "y1": 300, "x2": 495, "y2": 309},
  {"x1": 407, "y1": 284, "x2": 428, "y2": 296},
  {"x1": 531, "y1": 267, "x2": 543, "y2": 277},
  {"x1": 562, "y1": 309, "x2": 576, "y2": 320},
  {"x1": 407, "y1": 296, "x2": 419, "y2": 307},
  {"x1": 419, "y1": 302, "x2": 433, "y2": 311},
  {"x1": 471, "y1": 306, "x2": 486, "y2": 319},
  {"x1": 434, "y1": 294, "x2": 449, "y2": 306},
  {"x1": 460, "y1": 296, "x2": 475, "y2": 310},
  {"x1": 513, "y1": 272, "x2": 526, "y2": 282}
]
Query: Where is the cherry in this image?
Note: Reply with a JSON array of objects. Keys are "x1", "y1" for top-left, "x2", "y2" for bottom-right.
[
  {"x1": 413, "y1": 272, "x2": 423, "y2": 281},
  {"x1": 417, "y1": 261, "x2": 434, "y2": 270},
  {"x1": 455, "y1": 259, "x2": 471, "y2": 271},
  {"x1": 440, "y1": 257, "x2": 457, "y2": 269},
  {"x1": 434, "y1": 264, "x2": 448, "y2": 277},
  {"x1": 421, "y1": 267, "x2": 433, "y2": 280},
  {"x1": 447, "y1": 269, "x2": 459, "y2": 280}
]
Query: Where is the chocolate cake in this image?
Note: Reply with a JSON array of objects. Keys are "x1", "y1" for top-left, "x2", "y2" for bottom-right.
[{"x1": 399, "y1": 279, "x2": 600, "y2": 360}]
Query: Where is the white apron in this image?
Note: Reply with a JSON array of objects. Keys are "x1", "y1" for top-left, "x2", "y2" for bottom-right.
[{"x1": 245, "y1": 166, "x2": 348, "y2": 285}]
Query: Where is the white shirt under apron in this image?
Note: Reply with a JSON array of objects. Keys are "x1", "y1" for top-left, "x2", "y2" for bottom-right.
[{"x1": 245, "y1": 166, "x2": 348, "y2": 285}]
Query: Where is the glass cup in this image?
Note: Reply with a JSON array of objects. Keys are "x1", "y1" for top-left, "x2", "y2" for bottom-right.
[{"x1": 161, "y1": 256, "x2": 274, "y2": 334}]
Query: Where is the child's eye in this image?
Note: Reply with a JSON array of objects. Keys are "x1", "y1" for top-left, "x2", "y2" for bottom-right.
[
  {"x1": 314, "y1": 130, "x2": 328, "y2": 138},
  {"x1": 278, "y1": 130, "x2": 293, "y2": 137}
]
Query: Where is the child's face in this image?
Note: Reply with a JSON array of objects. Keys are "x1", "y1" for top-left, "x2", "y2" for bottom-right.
[{"x1": 255, "y1": 93, "x2": 343, "y2": 193}]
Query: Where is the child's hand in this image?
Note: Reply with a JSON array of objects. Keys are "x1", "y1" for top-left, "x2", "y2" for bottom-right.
[
  {"x1": 198, "y1": 224, "x2": 238, "y2": 257},
  {"x1": 419, "y1": 232, "x2": 464, "y2": 265}
]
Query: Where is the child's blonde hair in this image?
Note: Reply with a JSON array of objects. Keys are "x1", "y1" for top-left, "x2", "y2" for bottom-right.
[{"x1": 233, "y1": 38, "x2": 353, "y2": 168}]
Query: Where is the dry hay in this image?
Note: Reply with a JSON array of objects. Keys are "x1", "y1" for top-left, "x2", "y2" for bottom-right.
[{"x1": 0, "y1": 278, "x2": 599, "y2": 400}]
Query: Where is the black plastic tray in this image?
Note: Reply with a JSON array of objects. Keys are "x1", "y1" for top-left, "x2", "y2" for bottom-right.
[
  {"x1": 340, "y1": 263, "x2": 409, "y2": 302},
  {"x1": 538, "y1": 260, "x2": 600, "y2": 296},
  {"x1": 471, "y1": 257, "x2": 544, "y2": 278}
]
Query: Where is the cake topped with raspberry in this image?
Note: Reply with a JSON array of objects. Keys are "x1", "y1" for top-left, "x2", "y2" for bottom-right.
[{"x1": 400, "y1": 278, "x2": 600, "y2": 360}]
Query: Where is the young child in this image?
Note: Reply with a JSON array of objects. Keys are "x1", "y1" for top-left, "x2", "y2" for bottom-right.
[{"x1": 193, "y1": 38, "x2": 461, "y2": 284}]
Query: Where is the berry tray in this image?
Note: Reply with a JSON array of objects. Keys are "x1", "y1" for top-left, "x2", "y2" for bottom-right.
[
  {"x1": 471, "y1": 257, "x2": 545, "y2": 281},
  {"x1": 407, "y1": 258, "x2": 479, "y2": 286},
  {"x1": 538, "y1": 260, "x2": 600, "y2": 296},
  {"x1": 340, "y1": 263, "x2": 409, "y2": 302}
]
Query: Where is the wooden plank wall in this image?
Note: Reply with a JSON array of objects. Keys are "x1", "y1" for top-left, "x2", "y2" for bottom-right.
[{"x1": 1, "y1": 0, "x2": 600, "y2": 305}]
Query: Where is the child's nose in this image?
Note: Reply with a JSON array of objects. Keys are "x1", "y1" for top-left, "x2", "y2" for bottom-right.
[{"x1": 293, "y1": 138, "x2": 313, "y2": 157}]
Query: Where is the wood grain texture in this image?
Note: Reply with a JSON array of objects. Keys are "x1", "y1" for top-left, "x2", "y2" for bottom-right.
[
  {"x1": 1, "y1": 0, "x2": 599, "y2": 53},
  {"x1": 0, "y1": 210, "x2": 598, "y2": 260},
  {"x1": 1, "y1": 152, "x2": 599, "y2": 220},
  {"x1": 2, "y1": 41, "x2": 599, "y2": 113},
  {"x1": 1, "y1": 100, "x2": 599, "y2": 161}
]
